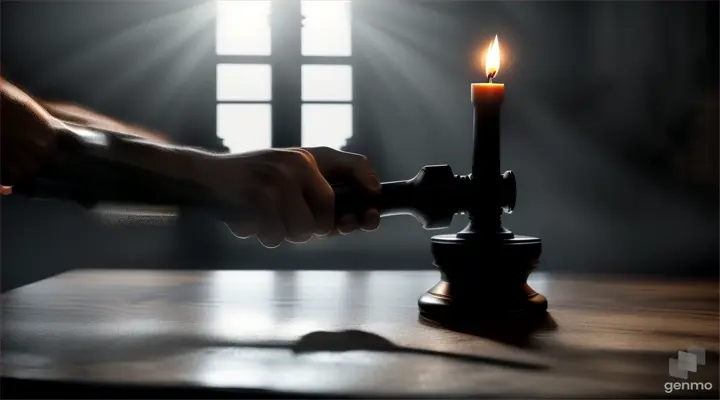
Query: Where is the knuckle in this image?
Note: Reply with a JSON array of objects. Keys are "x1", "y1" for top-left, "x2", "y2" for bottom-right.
[
  {"x1": 293, "y1": 147, "x2": 313, "y2": 158},
  {"x1": 314, "y1": 146, "x2": 332, "y2": 155},
  {"x1": 287, "y1": 149, "x2": 313, "y2": 166},
  {"x1": 276, "y1": 151, "x2": 315, "y2": 179},
  {"x1": 355, "y1": 154, "x2": 370, "y2": 167},
  {"x1": 346, "y1": 152, "x2": 370, "y2": 169}
]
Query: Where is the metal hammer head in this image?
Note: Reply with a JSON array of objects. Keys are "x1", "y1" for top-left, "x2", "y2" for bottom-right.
[{"x1": 381, "y1": 165, "x2": 517, "y2": 230}]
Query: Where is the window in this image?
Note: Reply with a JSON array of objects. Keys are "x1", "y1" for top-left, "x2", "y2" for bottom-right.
[
  {"x1": 301, "y1": 64, "x2": 353, "y2": 149},
  {"x1": 301, "y1": 64, "x2": 352, "y2": 102},
  {"x1": 216, "y1": 0, "x2": 272, "y2": 153},
  {"x1": 216, "y1": 0, "x2": 271, "y2": 56},
  {"x1": 216, "y1": 0, "x2": 353, "y2": 153},
  {"x1": 301, "y1": 0, "x2": 352, "y2": 57},
  {"x1": 301, "y1": 0, "x2": 353, "y2": 149},
  {"x1": 217, "y1": 104, "x2": 272, "y2": 151}
]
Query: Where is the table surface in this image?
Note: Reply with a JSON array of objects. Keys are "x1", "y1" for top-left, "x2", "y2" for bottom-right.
[{"x1": 2, "y1": 269, "x2": 719, "y2": 398}]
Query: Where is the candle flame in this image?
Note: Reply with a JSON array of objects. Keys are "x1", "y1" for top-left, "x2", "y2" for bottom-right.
[{"x1": 485, "y1": 35, "x2": 500, "y2": 81}]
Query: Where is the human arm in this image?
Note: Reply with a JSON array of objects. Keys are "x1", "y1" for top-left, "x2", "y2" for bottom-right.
[
  {"x1": 41, "y1": 100, "x2": 169, "y2": 143},
  {"x1": 1, "y1": 76, "x2": 380, "y2": 247}
]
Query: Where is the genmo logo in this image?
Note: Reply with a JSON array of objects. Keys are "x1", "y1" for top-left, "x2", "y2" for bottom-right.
[
  {"x1": 664, "y1": 381, "x2": 713, "y2": 394},
  {"x1": 664, "y1": 346, "x2": 713, "y2": 394}
]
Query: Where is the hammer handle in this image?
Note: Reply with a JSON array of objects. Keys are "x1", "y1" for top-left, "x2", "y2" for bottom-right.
[
  {"x1": 16, "y1": 176, "x2": 409, "y2": 218},
  {"x1": 332, "y1": 181, "x2": 413, "y2": 217},
  {"x1": 14, "y1": 164, "x2": 409, "y2": 219}
]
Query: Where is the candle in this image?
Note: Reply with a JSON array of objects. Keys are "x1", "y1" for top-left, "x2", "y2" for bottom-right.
[
  {"x1": 470, "y1": 34, "x2": 503, "y2": 180},
  {"x1": 465, "y1": 34, "x2": 505, "y2": 235},
  {"x1": 471, "y1": 35, "x2": 504, "y2": 104}
]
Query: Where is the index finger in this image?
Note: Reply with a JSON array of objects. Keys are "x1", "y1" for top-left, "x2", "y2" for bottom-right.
[
  {"x1": 322, "y1": 150, "x2": 380, "y2": 195},
  {"x1": 349, "y1": 155, "x2": 381, "y2": 195},
  {"x1": 303, "y1": 172, "x2": 335, "y2": 237},
  {"x1": 293, "y1": 150, "x2": 335, "y2": 237}
]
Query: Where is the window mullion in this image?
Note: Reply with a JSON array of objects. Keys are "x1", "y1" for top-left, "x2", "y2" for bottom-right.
[
  {"x1": 216, "y1": 0, "x2": 355, "y2": 152},
  {"x1": 271, "y1": 0, "x2": 302, "y2": 148}
]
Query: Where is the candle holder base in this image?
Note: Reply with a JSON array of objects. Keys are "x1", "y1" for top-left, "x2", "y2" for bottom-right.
[{"x1": 418, "y1": 233, "x2": 547, "y2": 330}]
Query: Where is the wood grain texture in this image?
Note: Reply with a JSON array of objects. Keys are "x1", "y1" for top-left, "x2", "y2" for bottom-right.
[{"x1": 1, "y1": 270, "x2": 718, "y2": 398}]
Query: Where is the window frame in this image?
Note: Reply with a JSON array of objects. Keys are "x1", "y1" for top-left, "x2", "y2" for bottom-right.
[{"x1": 215, "y1": 0, "x2": 354, "y2": 152}]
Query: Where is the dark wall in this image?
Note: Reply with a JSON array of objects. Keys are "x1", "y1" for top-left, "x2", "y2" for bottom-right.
[
  {"x1": 351, "y1": 0, "x2": 719, "y2": 275},
  {"x1": 1, "y1": 0, "x2": 216, "y2": 143},
  {"x1": 2, "y1": 0, "x2": 717, "y2": 291},
  {"x1": 1, "y1": 0, "x2": 217, "y2": 291}
]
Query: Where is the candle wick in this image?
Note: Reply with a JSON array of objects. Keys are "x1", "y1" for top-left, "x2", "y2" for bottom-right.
[{"x1": 488, "y1": 77, "x2": 493, "y2": 84}]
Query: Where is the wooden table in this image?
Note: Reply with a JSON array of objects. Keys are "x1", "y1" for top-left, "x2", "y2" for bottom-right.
[{"x1": 2, "y1": 270, "x2": 718, "y2": 398}]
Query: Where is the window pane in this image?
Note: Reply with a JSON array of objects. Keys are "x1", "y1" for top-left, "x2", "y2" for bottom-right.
[
  {"x1": 302, "y1": 104, "x2": 352, "y2": 149},
  {"x1": 302, "y1": 65, "x2": 352, "y2": 102},
  {"x1": 217, "y1": 104, "x2": 271, "y2": 153},
  {"x1": 302, "y1": 0, "x2": 351, "y2": 56},
  {"x1": 217, "y1": 64, "x2": 271, "y2": 101},
  {"x1": 217, "y1": 0, "x2": 271, "y2": 55}
]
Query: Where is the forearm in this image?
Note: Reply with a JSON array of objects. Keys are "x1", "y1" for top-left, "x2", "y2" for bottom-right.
[
  {"x1": 45, "y1": 104, "x2": 213, "y2": 189},
  {"x1": 9, "y1": 122, "x2": 230, "y2": 214},
  {"x1": 2, "y1": 76, "x2": 222, "y2": 209},
  {"x1": 42, "y1": 101, "x2": 169, "y2": 144},
  {"x1": 38, "y1": 99, "x2": 209, "y2": 185},
  {"x1": 44, "y1": 123, "x2": 216, "y2": 204}
]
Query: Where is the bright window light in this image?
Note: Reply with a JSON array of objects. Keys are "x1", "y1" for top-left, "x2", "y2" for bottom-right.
[
  {"x1": 301, "y1": 0, "x2": 351, "y2": 56},
  {"x1": 302, "y1": 104, "x2": 352, "y2": 149},
  {"x1": 301, "y1": 65, "x2": 352, "y2": 102},
  {"x1": 217, "y1": 104, "x2": 272, "y2": 153},
  {"x1": 217, "y1": 63, "x2": 272, "y2": 101},
  {"x1": 216, "y1": 0, "x2": 271, "y2": 56}
]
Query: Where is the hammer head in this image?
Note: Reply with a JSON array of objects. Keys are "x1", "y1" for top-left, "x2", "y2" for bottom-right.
[
  {"x1": 409, "y1": 165, "x2": 516, "y2": 229},
  {"x1": 407, "y1": 165, "x2": 458, "y2": 229},
  {"x1": 333, "y1": 165, "x2": 517, "y2": 231}
]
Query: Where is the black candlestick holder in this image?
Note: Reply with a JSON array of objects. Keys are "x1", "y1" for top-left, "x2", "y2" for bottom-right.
[
  {"x1": 416, "y1": 93, "x2": 548, "y2": 327},
  {"x1": 333, "y1": 83, "x2": 548, "y2": 328}
]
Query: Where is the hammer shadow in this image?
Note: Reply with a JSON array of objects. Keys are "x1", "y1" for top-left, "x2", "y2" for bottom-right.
[
  {"x1": 289, "y1": 329, "x2": 548, "y2": 371},
  {"x1": 17, "y1": 329, "x2": 548, "y2": 371}
]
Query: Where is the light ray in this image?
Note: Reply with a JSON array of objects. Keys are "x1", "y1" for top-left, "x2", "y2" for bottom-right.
[{"x1": 36, "y1": 2, "x2": 214, "y2": 105}]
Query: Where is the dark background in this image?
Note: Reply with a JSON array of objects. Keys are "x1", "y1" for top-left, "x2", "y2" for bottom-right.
[{"x1": 1, "y1": 0, "x2": 717, "y2": 292}]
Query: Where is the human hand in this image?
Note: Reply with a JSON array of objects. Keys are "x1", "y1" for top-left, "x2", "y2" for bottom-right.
[
  {"x1": 304, "y1": 146, "x2": 381, "y2": 236},
  {"x1": 199, "y1": 147, "x2": 380, "y2": 248}
]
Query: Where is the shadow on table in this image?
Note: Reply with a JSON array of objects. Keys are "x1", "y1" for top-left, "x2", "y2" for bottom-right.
[
  {"x1": 1, "y1": 329, "x2": 549, "y2": 399},
  {"x1": 418, "y1": 312, "x2": 559, "y2": 349},
  {"x1": 289, "y1": 329, "x2": 548, "y2": 370},
  {"x1": 2, "y1": 328, "x2": 548, "y2": 371}
]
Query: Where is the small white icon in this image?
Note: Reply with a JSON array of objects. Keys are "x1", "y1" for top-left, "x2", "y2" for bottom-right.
[{"x1": 669, "y1": 346, "x2": 706, "y2": 379}]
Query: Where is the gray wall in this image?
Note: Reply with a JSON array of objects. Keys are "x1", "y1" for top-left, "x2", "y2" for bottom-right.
[{"x1": 2, "y1": 0, "x2": 717, "y2": 291}]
